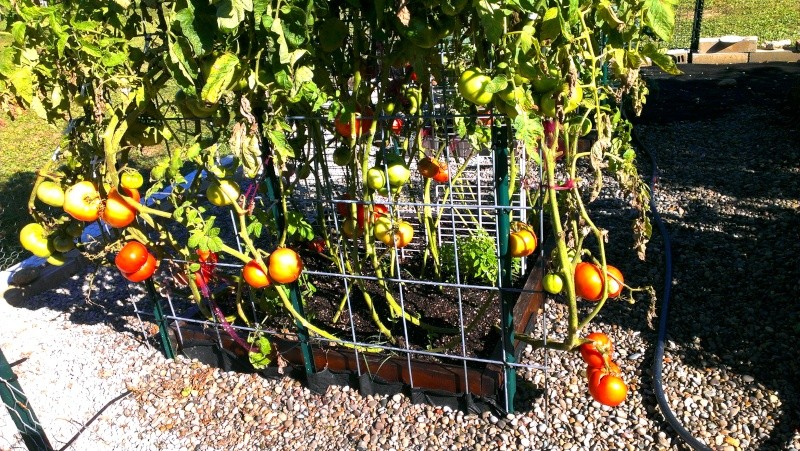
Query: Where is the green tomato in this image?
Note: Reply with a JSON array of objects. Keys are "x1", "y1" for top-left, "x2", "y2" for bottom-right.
[
  {"x1": 66, "y1": 221, "x2": 84, "y2": 238},
  {"x1": 19, "y1": 223, "x2": 53, "y2": 258},
  {"x1": 120, "y1": 170, "x2": 144, "y2": 190},
  {"x1": 332, "y1": 146, "x2": 353, "y2": 166},
  {"x1": 542, "y1": 273, "x2": 564, "y2": 294},
  {"x1": 36, "y1": 181, "x2": 65, "y2": 208},
  {"x1": 206, "y1": 180, "x2": 241, "y2": 207},
  {"x1": 457, "y1": 68, "x2": 493, "y2": 106},
  {"x1": 366, "y1": 167, "x2": 386, "y2": 190},
  {"x1": 47, "y1": 252, "x2": 68, "y2": 266},
  {"x1": 387, "y1": 163, "x2": 410, "y2": 188},
  {"x1": 52, "y1": 234, "x2": 75, "y2": 253}
]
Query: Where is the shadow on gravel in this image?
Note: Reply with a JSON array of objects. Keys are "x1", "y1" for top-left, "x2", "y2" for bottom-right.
[{"x1": 624, "y1": 63, "x2": 800, "y2": 450}]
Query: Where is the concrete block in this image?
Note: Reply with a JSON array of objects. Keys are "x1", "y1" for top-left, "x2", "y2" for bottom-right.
[
  {"x1": 1, "y1": 250, "x2": 88, "y2": 306},
  {"x1": 699, "y1": 36, "x2": 758, "y2": 53},
  {"x1": 667, "y1": 49, "x2": 689, "y2": 64},
  {"x1": 748, "y1": 50, "x2": 800, "y2": 63},
  {"x1": 690, "y1": 52, "x2": 749, "y2": 64}
]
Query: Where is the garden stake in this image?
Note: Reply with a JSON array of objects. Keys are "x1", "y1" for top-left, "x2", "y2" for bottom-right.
[
  {"x1": 493, "y1": 121, "x2": 517, "y2": 413},
  {"x1": 145, "y1": 278, "x2": 175, "y2": 360},
  {"x1": 0, "y1": 348, "x2": 52, "y2": 451}
]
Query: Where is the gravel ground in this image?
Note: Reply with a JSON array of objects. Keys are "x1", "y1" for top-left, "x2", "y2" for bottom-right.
[{"x1": 2, "y1": 63, "x2": 800, "y2": 450}]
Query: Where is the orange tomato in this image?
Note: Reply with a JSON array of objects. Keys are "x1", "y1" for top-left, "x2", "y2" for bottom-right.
[
  {"x1": 63, "y1": 181, "x2": 101, "y2": 222},
  {"x1": 101, "y1": 187, "x2": 140, "y2": 228},
  {"x1": 243, "y1": 260, "x2": 271, "y2": 288},
  {"x1": 268, "y1": 248, "x2": 303, "y2": 284}
]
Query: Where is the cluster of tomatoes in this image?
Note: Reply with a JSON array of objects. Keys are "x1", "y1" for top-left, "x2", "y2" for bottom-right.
[
  {"x1": 242, "y1": 248, "x2": 304, "y2": 288},
  {"x1": 20, "y1": 171, "x2": 145, "y2": 268},
  {"x1": 579, "y1": 332, "x2": 628, "y2": 406},
  {"x1": 334, "y1": 197, "x2": 414, "y2": 249}
]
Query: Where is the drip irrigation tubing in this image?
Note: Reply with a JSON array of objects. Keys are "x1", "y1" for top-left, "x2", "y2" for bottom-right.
[{"x1": 632, "y1": 126, "x2": 712, "y2": 451}]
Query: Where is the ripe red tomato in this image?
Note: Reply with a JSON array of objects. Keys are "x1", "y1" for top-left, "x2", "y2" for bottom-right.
[
  {"x1": 64, "y1": 181, "x2": 101, "y2": 222},
  {"x1": 390, "y1": 118, "x2": 403, "y2": 135},
  {"x1": 268, "y1": 247, "x2": 303, "y2": 284},
  {"x1": 588, "y1": 370, "x2": 628, "y2": 407},
  {"x1": 417, "y1": 157, "x2": 441, "y2": 178},
  {"x1": 100, "y1": 187, "x2": 140, "y2": 228},
  {"x1": 580, "y1": 332, "x2": 613, "y2": 368},
  {"x1": 243, "y1": 260, "x2": 271, "y2": 288},
  {"x1": 574, "y1": 262, "x2": 625, "y2": 301},
  {"x1": 307, "y1": 237, "x2": 326, "y2": 253},
  {"x1": 435, "y1": 168, "x2": 451, "y2": 182},
  {"x1": 115, "y1": 241, "x2": 157, "y2": 282},
  {"x1": 334, "y1": 108, "x2": 373, "y2": 138}
]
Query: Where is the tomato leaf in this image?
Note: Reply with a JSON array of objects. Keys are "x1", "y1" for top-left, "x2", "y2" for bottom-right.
[
  {"x1": 643, "y1": 0, "x2": 678, "y2": 42},
  {"x1": 641, "y1": 43, "x2": 681, "y2": 76},
  {"x1": 174, "y1": 4, "x2": 217, "y2": 56},
  {"x1": 248, "y1": 335, "x2": 273, "y2": 369}
]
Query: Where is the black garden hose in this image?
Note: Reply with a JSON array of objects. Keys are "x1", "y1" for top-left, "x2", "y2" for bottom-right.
[{"x1": 632, "y1": 127, "x2": 712, "y2": 451}]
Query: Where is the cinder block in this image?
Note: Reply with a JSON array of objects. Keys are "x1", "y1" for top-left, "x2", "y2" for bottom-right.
[
  {"x1": 749, "y1": 50, "x2": 800, "y2": 63},
  {"x1": 690, "y1": 52, "x2": 749, "y2": 64},
  {"x1": 667, "y1": 49, "x2": 689, "y2": 64},
  {"x1": 699, "y1": 36, "x2": 758, "y2": 53},
  {"x1": 1, "y1": 250, "x2": 88, "y2": 306}
]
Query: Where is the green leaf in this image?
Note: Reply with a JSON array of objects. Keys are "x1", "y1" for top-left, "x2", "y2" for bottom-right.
[
  {"x1": 476, "y1": 0, "x2": 508, "y2": 44},
  {"x1": 30, "y1": 95, "x2": 47, "y2": 120},
  {"x1": 102, "y1": 51, "x2": 128, "y2": 67},
  {"x1": 597, "y1": 0, "x2": 624, "y2": 29},
  {"x1": 641, "y1": 43, "x2": 681, "y2": 75},
  {"x1": 485, "y1": 75, "x2": 508, "y2": 94},
  {"x1": 248, "y1": 335, "x2": 273, "y2": 369},
  {"x1": 175, "y1": 4, "x2": 217, "y2": 56},
  {"x1": 279, "y1": 5, "x2": 307, "y2": 49},
  {"x1": 643, "y1": 0, "x2": 678, "y2": 42},
  {"x1": 200, "y1": 52, "x2": 239, "y2": 104},
  {"x1": 10, "y1": 21, "x2": 25, "y2": 45},
  {"x1": 539, "y1": 7, "x2": 560, "y2": 41},
  {"x1": 215, "y1": 0, "x2": 253, "y2": 32},
  {"x1": 8, "y1": 66, "x2": 33, "y2": 104}
]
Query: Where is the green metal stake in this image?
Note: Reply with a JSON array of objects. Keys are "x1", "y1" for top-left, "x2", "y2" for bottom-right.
[
  {"x1": 0, "y1": 348, "x2": 53, "y2": 451},
  {"x1": 263, "y1": 166, "x2": 315, "y2": 376},
  {"x1": 146, "y1": 278, "x2": 175, "y2": 359},
  {"x1": 493, "y1": 121, "x2": 517, "y2": 413}
]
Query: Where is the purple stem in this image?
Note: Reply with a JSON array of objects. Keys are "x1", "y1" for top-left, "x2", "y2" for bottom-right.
[{"x1": 208, "y1": 297, "x2": 258, "y2": 353}]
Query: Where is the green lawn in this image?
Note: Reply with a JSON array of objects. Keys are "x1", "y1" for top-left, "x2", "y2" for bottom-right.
[{"x1": 671, "y1": 0, "x2": 800, "y2": 48}]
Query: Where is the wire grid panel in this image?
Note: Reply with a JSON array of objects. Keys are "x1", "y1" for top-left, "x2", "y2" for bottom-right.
[{"x1": 127, "y1": 111, "x2": 548, "y2": 414}]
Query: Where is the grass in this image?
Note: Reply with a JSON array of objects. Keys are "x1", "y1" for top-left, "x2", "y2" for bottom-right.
[{"x1": 670, "y1": 0, "x2": 800, "y2": 48}]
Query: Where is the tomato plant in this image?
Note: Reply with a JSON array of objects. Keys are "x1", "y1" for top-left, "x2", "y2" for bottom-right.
[{"x1": 3, "y1": 0, "x2": 675, "y2": 399}]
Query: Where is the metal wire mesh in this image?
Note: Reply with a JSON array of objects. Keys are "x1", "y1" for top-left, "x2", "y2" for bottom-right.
[{"x1": 0, "y1": 350, "x2": 52, "y2": 451}]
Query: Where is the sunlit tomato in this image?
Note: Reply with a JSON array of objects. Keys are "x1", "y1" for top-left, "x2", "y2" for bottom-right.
[
  {"x1": 588, "y1": 369, "x2": 628, "y2": 407},
  {"x1": 373, "y1": 217, "x2": 414, "y2": 248},
  {"x1": 574, "y1": 262, "x2": 624, "y2": 301},
  {"x1": 366, "y1": 168, "x2": 386, "y2": 190},
  {"x1": 605, "y1": 265, "x2": 624, "y2": 298},
  {"x1": 243, "y1": 259, "x2": 271, "y2": 288},
  {"x1": 386, "y1": 160, "x2": 410, "y2": 188},
  {"x1": 206, "y1": 180, "x2": 241, "y2": 207},
  {"x1": 100, "y1": 187, "x2": 140, "y2": 228},
  {"x1": 36, "y1": 181, "x2": 65, "y2": 207},
  {"x1": 509, "y1": 229, "x2": 537, "y2": 258},
  {"x1": 574, "y1": 262, "x2": 604, "y2": 301},
  {"x1": 580, "y1": 332, "x2": 613, "y2": 368},
  {"x1": 19, "y1": 223, "x2": 53, "y2": 258},
  {"x1": 63, "y1": 181, "x2": 101, "y2": 222},
  {"x1": 115, "y1": 241, "x2": 157, "y2": 282},
  {"x1": 587, "y1": 360, "x2": 620, "y2": 380},
  {"x1": 120, "y1": 170, "x2": 144, "y2": 189},
  {"x1": 457, "y1": 68, "x2": 493, "y2": 105},
  {"x1": 268, "y1": 247, "x2": 303, "y2": 284},
  {"x1": 542, "y1": 273, "x2": 563, "y2": 294}
]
